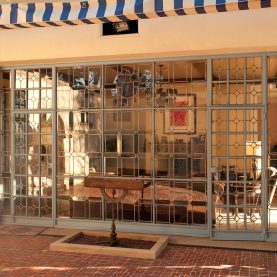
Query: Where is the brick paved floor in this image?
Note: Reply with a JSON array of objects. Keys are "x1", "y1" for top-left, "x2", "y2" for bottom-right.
[{"x1": 0, "y1": 234, "x2": 276, "y2": 277}]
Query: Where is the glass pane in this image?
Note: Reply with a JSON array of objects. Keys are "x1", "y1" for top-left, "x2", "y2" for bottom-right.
[
  {"x1": 53, "y1": 61, "x2": 207, "y2": 226},
  {"x1": 13, "y1": 112, "x2": 53, "y2": 217},
  {"x1": 105, "y1": 134, "x2": 117, "y2": 153},
  {"x1": 212, "y1": 57, "x2": 262, "y2": 105},
  {"x1": 213, "y1": 83, "x2": 227, "y2": 105},
  {"x1": 212, "y1": 59, "x2": 228, "y2": 81},
  {"x1": 57, "y1": 66, "x2": 102, "y2": 109},
  {"x1": 28, "y1": 69, "x2": 40, "y2": 88},
  {"x1": 15, "y1": 69, "x2": 27, "y2": 89},
  {"x1": 14, "y1": 90, "x2": 27, "y2": 109},
  {"x1": 246, "y1": 57, "x2": 262, "y2": 80},
  {"x1": 212, "y1": 106, "x2": 263, "y2": 230},
  {"x1": 212, "y1": 50, "x2": 264, "y2": 231},
  {"x1": 15, "y1": 68, "x2": 53, "y2": 110},
  {"x1": 229, "y1": 58, "x2": 245, "y2": 80}
]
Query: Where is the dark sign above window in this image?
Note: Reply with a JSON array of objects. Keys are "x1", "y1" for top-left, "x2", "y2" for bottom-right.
[{"x1": 103, "y1": 20, "x2": 138, "y2": 36}]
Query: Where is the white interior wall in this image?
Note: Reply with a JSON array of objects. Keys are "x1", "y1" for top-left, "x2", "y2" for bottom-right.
[{"x1": 1, "y1": 8, "x2": 277, "y2": 66}]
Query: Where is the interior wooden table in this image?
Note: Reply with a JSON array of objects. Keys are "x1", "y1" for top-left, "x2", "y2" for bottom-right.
[{"x1": 84, "y1": 177, "x2": 150, "y2": 201}]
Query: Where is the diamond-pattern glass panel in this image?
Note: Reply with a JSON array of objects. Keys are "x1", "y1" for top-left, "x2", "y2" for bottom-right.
[
  {"x1": 153, "y1": 60, "x2": 207, "y2": 225},
  {"x1": 15, "y1": 68, "x2": 52, "y2": 110},
  {"x1": 212, "y1": 105, "x2": 262, "y2": 230},
  {"x1": 57, "y1": 66, "x2": 102, "y2": 109},
  {"x1": 56, "y1": 61, "x2": 207, "y2": 226},
  {"x1": 14, "y1": 112, "x2": 52, "y2": 217},
  {"x1": 212, "y1": 57, "x2": 262, "y2": 105},
  {"x1": 212, "y1": 56, "x2": 263, "y2": 231}
]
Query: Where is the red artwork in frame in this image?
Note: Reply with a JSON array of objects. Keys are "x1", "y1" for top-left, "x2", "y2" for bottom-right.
[{"x1": 165, "y1": 95, "x2": 196, "y2": 133}]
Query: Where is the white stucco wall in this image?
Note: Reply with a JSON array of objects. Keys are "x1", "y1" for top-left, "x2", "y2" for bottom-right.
[{"x1": 0, "y1": 7, "x2": 277, "y2": 66}]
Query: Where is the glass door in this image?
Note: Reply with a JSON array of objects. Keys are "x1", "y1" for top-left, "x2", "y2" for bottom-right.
[
  {"x1": 13, "y1": 112, "x2": 53, "y2": 218},
  {"x1": 210, "y1": 56, "x2": 265, "y2": 240},
  {"x1": 12, "y1": 68, "x2": 54, "y2": 221}
]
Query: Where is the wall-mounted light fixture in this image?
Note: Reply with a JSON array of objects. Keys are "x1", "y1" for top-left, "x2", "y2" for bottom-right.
[
  {"x1": 112, "y1": 21, "x2": 129, "y2": 33},
  {"x1": 103, "y1": 20, "x2": 138, "y2": 36}
]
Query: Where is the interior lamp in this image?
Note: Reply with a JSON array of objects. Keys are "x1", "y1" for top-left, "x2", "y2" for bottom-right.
[
  {"x1": 246, "y1": 141, "x2": 261, "y2": 179},
  {"x1": 112, "y1": 22, "x2": 130, "y2": 33}
]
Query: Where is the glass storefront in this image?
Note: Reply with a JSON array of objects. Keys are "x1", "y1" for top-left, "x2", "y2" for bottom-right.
[
  {"x1": 1, "y1": 55, "x2": 277, "y2": 239},
  {"x1": 55, "y1": 61, "x2": 207, "y2": 225}
]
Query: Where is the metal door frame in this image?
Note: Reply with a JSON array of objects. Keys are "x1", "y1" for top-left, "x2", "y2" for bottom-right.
[
  {"x1": 10, "y1": 67, "x2": 56, "y2": 227},
  {"x1": 208, "y1": 54, "x2": 268, "y2": 241}
]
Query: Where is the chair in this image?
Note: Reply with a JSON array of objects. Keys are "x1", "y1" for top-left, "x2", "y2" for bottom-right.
[
  {"x1": 214, "y1": 183, "x2": 225, "y2": 204},
  {"x1": 246, "y1": 184, "x2": 262, "y2": 218},
  {"x1": 247, "y1": 167, "x2": 277, "y2": 217},
  {"x1": 232, "y1": 168, "x2": 277, "y2": 218},
  {"x1": 213, "y1": 183, "x2": 225, "y2": 221},
  {"x1": 268, "y1": 167, "x2": 277, "y2": 208},
  {"x1": 232, "y1": 182, "x2": 261, "y2": 218}
]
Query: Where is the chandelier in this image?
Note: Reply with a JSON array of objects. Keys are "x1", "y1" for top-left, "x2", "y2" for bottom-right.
[
  {"x1": 112, "y1": 65, "x2": 176, "y2": 106},
  {"x1": 112, "y1": 68, "x2": 152, "y2": 99}
]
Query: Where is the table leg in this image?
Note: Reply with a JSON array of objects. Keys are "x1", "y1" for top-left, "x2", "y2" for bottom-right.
[{"x1": 110, "y1": 189, "x2": 118, "y2": 246}]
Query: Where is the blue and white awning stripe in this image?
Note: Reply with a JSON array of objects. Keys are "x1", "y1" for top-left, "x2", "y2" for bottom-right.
[{"x1": 0, "y1": 0, "x2": 276, "y2": 30}]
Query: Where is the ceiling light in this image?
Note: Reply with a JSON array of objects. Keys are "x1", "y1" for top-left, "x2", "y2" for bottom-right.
[{"x1": 112, "y1": 22, "x2": 129, "y2": 33}]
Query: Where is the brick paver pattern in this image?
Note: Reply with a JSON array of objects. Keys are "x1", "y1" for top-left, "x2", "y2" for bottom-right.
[{"x1": 0, "y1": 234, "x2": 276, "y2": 276}]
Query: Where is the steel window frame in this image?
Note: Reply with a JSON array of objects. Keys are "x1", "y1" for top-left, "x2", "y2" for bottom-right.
[{"x1": 0, "y1": 52, "x2": 275, "y2": 239}]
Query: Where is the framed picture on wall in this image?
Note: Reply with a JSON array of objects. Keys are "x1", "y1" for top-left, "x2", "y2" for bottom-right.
[
  {"x1": 121, "y1": 82, "x2": 134, "y2": 98},
  {"x1": 164, "y1": 94, "x2": 196, "y2": 134}
]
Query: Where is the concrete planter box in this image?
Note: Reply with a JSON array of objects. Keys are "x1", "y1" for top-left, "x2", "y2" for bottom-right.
[{"x1": 50, "y1": 230, "x2": 168, "y2": 260}]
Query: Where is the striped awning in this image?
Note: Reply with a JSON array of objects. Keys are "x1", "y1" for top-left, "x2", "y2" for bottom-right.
[{"x1": 0, "y1": 0, "x2": 276, "y2": 30}]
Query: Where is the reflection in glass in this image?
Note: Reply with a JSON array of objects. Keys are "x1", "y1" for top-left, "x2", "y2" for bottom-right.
[
  {"x1": 53, "y1": 61, "x2": 207, "y2": 227},
  {"x1": 15, "y1": 69, "x2": 53, "y2": 110},
  {"x1": 13, "y1": 112, "x2": 53, "y2": 217}
]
